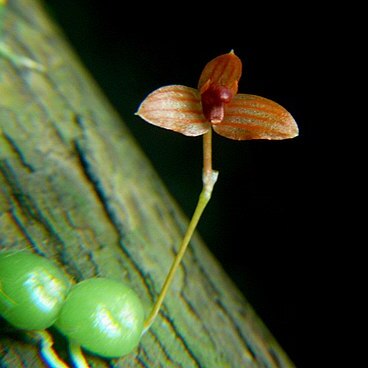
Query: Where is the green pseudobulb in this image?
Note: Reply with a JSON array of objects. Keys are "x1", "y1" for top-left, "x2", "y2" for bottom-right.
[
  {"x1": 55, "y1": 278, "x2": 145, "y2": 358},
  {"x1": 0, "y1": 251, "x2": 71, "y2": 330}
]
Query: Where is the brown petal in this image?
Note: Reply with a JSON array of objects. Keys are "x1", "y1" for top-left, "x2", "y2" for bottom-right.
[
  {"x1": 136, "y1": 85, "x2": 210, "y2": 136},
  {"x1": 213, "y1": 94, "x2": 299, "y2": 140},
  {"x1": 198, "y1": 51, "x2": 242, "y2": 96}
]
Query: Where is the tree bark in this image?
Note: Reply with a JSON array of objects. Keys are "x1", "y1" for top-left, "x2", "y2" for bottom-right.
[{"x1": 0, "y1": 1, "x2": 295, "y2": 367}]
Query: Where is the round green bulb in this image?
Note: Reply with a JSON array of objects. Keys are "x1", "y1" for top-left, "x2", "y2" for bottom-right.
[
  {"x1": 55, "y1": 278, "x2": 145, "y2": 358},
  {"x1": 0, "y1": 251, "x2": 71, "y2": 330}
]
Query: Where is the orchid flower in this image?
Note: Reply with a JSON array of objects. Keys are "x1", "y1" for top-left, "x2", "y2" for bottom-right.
[
  {"x1": 136, "y1": 51, "x2": 298, "y2": 331},
  {"x1": 136, "y1": 50, "x2": 298, "y2": 141}
]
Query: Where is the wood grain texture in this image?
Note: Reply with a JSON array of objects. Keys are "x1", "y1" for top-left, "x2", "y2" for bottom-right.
[{"x1": 0, "y1": 1, "x2": 295, "y2": 367}]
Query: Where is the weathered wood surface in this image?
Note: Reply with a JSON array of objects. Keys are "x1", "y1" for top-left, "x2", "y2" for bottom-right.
[{"x1": 0, "y1": 1, "x2": 295, "y2": 367}]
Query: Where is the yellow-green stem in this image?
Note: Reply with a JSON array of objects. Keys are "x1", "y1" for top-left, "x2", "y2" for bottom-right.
[{"x1": 143, "y1": 130, "x2": 218, "y2": 332}]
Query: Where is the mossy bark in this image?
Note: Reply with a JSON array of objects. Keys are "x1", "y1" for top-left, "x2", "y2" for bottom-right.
[{"x1": 0, "y1": 1, "x2": 295, "y2": 367}]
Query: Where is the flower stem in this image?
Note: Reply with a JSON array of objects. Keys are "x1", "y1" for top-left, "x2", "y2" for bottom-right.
[
  {"x1": 203, "y1": 128, "x2": 213, "y2": 176},
  {"x1": 143, "y1": 130, "x2": 218, "y2": 332}
]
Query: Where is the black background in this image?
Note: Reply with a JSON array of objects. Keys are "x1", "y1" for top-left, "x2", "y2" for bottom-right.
[{"x1": 42, "y1": 2, "x2": 333, "y2": 367}]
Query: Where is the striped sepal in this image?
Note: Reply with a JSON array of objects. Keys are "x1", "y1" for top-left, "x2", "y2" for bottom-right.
[
  {"x1": 136, "y1": 85, "x2": 210, "y2": 136},
  {"x1": 197, "y1": 51, "x2": 242, "y2": 96},
  {"x1": 213, "y1": 94, "x2": 299, "y2": 140}
]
